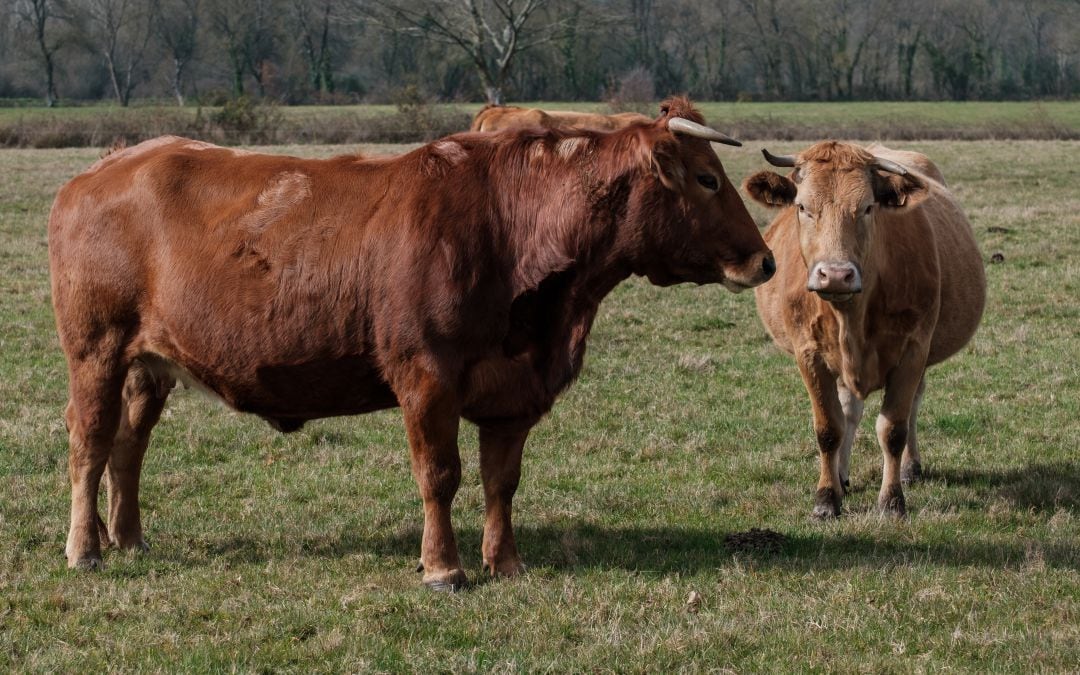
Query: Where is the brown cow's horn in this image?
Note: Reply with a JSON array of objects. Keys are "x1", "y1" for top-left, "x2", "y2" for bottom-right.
[
  {"x1": 761, "y1": 148, "x2": 797, "y2": 167},
  {"x1": 872, "y1": 157, "x2": 909, "y2": 176},
  {"x1": 667, "y1": 117, "x2": 742, "y2": 147}
]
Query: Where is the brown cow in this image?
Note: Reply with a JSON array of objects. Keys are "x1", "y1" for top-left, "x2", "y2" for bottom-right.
[
  {"x1": 49, "y1": 97, "x2": 774, "y2": 589},
  {"x1": 744, "y1": 141, "x2": 984, "y2": 518},
  {"x1": 471, "y1": 104, "x2": 652, "y2": 132}
]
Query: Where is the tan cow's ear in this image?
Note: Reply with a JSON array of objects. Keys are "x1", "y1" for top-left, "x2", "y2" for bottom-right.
[
  {"x1": 743, "y1": 171, "x2": 796, "y2": 208},
  {"x1": 873, "y1": 171, "x2": 928, "y2": 209},
  {"x1": 650, "y1": 142, "x2": 684, "y2": 191}
]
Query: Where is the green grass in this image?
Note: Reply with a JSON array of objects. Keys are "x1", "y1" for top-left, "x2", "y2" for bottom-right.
[{"x1": 1, "y1": 137, "x2": 1078, "y2": 671}]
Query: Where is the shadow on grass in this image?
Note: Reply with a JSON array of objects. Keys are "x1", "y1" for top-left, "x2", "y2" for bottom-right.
[
  {"x1": 923, "y1": 461, "x2": 1080, "y2": 513},
  {"x1": 145, "y1": 461, "x2": 1080, "y2": 575}
]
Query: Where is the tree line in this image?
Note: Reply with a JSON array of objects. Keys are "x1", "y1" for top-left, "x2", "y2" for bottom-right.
[{"x1": 3, "y1": 0, "x2": 1078, "y2": 108}]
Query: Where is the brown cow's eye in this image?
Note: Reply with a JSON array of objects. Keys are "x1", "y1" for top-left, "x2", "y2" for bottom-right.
[
  {"x1": 864, "y1": 204, "x2": 873, "y2": 215},
  {"x1": 697, "y1": 174, "x2": 718, "y2": 191}
]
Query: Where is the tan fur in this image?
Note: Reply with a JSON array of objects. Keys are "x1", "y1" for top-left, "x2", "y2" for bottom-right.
[
  {"x1": 470, "y1": 104, "x2": 652, "y2": 133},
  {"x1": 746, "y1": 141, "x2": 985, "y2": 517}
]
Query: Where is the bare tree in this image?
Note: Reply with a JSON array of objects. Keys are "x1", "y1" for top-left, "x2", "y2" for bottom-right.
[
  {"x1": 14, "y1": 0, "x2": 70, "y2": 106},
  {"x1": 155, "y1": 0, "x2": 199, "y2": 105},
  {"x1": 293, "y1": 0, "x2": 343, "y2": 97},
  {"x1": 79, "y1": 0, "x2": 156, "y2": 106},
  {"x1": 373, "y1": 0, "x2": 558, "y2": 104},
  {"x1": 211, "y1": 0, "x2": 279, "y2": 98}
]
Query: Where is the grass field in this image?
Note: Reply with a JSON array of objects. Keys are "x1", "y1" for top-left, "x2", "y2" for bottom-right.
[{"x1": 1, "y1": 135, "x2": 1078, "y2": 671}]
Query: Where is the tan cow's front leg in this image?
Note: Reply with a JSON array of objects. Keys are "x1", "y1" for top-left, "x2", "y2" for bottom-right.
[
  {"x1": 399, "y1": 372, "x2": 467, "y2": 591},
  {"x1": 479, "y1": 426, "x2": 528, "y2": 578},
  {"x1": 798, "y1": 353, "x2": 846, "y2": 519},
  {"x1": 836, "y1": 383, "x2": 865, "y2": 494},
  {"x1": 877, "y1": 358, "x2": 929, "y2": 517}
]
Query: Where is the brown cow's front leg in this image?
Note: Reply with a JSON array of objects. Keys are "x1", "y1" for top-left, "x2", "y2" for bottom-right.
[
  {"x1": 479, "y1": 426, "x2": 528, "y2": 578},
  {"x1": 798, "y1": 353, "x2": 845, "y2": 519},
  {"x1": 877, "y1": 357, "x2": 928, "y2": 517},
  {"x1": 399, "y1": 372, "x2": 467, "y2": 591}
]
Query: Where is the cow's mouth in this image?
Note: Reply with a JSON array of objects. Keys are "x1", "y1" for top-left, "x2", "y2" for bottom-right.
[
  {"x1": 817, "y1": 291, "x2": 856, "y2": 303},
  {"x1": 722, "y1": 278, "x2": 750, "y2": 294}
]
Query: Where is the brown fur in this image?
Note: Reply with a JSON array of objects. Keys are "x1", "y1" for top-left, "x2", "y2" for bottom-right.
[
  {"x1": 50, "y1": 97, "x2": 773, "y2": 586},
  {"x1": 470, "y1": 104, "x2": 652, "y2": 133},
  {"x1": 745, "y1": 141, "x2": 985, "y2": 518}
]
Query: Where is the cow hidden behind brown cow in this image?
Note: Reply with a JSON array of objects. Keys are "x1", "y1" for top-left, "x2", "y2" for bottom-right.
[
  {"x1": 48, "y1": 97, "x2": 775, "y2": 590},
  {"x1": 471, "y1": 104, "x2": 652, "y2": 132},
  {"x1": 745, "y1": 141, "x2": 985, "y2": 519}
]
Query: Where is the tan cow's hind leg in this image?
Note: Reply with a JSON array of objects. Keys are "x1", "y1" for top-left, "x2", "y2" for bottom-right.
[
  {"x1": 900, "y1": 374, "x2": 927, "y2": 484},
  {"x1": 105, "y1": 361, "x2": 173, "y2": 551},
  {"x1": 798, "y1": 354, "x2": 845, "y2": 519},
  {"x1": 876, "y1": 357, "x2": 928, "y2": 517},
  {"x1": 836, "y1": 384, "x2": 865, "y2": 494},
  {"x1": 479, "y1": 427, "x2": 528, "y2": 578},
  {"x1": 399, "y1": 370, "x2": 467, "y2": 591},
  {"x1": 64, "y1": 354, "x2": 126, "y2": 570}
]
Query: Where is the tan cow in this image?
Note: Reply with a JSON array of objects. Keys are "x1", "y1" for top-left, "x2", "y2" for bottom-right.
[
  {"x1": 744, "y1": 141, "x2": 985, "y2": 518},
  {"x1": 471, "y1": 104, "x2": 652, "y2": 132}
]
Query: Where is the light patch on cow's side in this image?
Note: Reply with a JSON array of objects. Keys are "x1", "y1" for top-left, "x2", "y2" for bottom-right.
[
  {"x1": 556, "y1": 137, "x2": 589, "y2": 160},
  {"x1": 242, "y1": 171, "x2": 312, "y2": 233}
]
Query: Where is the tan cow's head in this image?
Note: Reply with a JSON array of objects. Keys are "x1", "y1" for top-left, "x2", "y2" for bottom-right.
[{"x1": 743, "y1": 141, "x2": 929, "y2": 303}]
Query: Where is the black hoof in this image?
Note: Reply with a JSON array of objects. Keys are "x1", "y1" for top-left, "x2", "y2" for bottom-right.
[
  {"x1": 900, "y1": 460, "x2": 922, "y2": 485},
  {"x1": 812, "y1": 487, "x2": 842, "y2": 519},
  {"x1": 415, "y1": 561, "x2": 424, "y2": 573}
]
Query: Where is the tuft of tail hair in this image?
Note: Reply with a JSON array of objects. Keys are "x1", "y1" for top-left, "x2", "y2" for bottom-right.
[{"x1": 100, "y1": 137, "x2": 128, "y2": 159}]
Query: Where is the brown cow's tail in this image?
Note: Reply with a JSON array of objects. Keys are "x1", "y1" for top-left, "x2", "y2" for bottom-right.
[{"x1": 100, "y1": 138, "x2": 128, "y2": 159}]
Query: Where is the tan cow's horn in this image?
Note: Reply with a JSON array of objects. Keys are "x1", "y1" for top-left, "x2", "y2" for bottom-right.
[
  {"x1": 667, "y1": 117, "x2": 742, "y2": 147},
  {"x1": 761, "y1": 148, "x2": 797, "y2": 167},
  {"x1": 872, "y1": 157, "x2": 909, "y2": 176}
]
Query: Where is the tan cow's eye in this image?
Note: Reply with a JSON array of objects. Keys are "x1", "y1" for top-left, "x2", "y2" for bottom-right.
[{"x1": 864, "y1": 204, "x2": 873, "y2": 215}]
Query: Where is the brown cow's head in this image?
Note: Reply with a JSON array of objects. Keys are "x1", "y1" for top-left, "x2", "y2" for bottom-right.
[
  {"x1": 630, "y1": 97, "x2": 774, "y2": 291},
  {"x1": 743, "y1": 141, "x2": 929, "y2": 303}
]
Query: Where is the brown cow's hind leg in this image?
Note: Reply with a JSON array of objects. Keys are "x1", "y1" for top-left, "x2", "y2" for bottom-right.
[
  {"x1": 400, "y1": 370, "x2": 467, "y2": 591},
  {"x1": 105, "y1": 360, "x2": 173, "y2": 551},
  {"x1": 479, "y1": 427, "x2": 528, "y2": 578},
  {"x1": 64, "y1": 350, "x2": 127, "y2": 570}
]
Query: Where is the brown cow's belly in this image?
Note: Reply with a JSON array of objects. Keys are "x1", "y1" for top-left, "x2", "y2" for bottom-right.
[{"x1": 142, "y1": 352, "x2": 399, "y2": 428}]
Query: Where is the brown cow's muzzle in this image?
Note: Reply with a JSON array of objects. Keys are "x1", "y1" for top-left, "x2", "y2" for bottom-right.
[
  {"x1": 808, "y1": 261, "x2": 862, "y2": 303},
  {"x1": 722, "y1": 250, "x2": 776, "y2": 293}
]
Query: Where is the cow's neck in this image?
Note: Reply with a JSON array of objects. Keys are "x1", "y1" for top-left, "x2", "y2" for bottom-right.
[{"x1": 501, "y1": 144, "x2": 643, "y2": 395}]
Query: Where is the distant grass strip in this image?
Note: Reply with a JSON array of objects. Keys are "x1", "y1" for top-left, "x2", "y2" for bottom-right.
[{"x1": 0, "y1": 100, "x2": 1076, "y2": 147}]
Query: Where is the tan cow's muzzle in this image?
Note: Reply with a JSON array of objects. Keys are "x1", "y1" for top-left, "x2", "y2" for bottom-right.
[{"x1": 808, "y1": 261, "x2": 861, "y2": 302}]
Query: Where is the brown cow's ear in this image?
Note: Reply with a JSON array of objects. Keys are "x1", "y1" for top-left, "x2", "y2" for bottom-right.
[
  {"x1": 651, "y1": 143, "x2": 684, "y2": 191},
  {"x1": 873, "y1": 171, "x2": 928, "y2": 209},
  {"x1": 743, "y1": 171, "x2": 796, "y2": 208}
]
